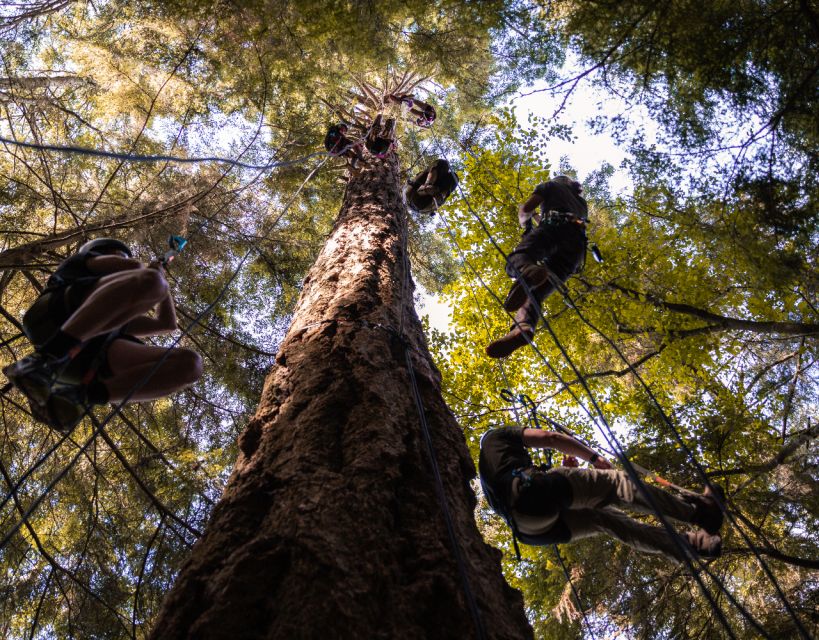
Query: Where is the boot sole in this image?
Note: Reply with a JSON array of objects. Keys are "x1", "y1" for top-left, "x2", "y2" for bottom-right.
[
  {"x1": 4, "y1": 364, "x2": 53, "y2": 407},
  {"x1": 486, "y1": 331, "x2": 534, "y2": 358}
]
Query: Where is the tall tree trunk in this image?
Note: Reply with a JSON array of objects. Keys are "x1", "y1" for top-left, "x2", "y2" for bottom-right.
[{"x1": 149, "y1": 155, "x2": 532, "y2": 639}]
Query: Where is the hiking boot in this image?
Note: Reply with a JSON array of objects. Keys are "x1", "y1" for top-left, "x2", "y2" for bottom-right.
[
  {"x1": 486, "y1": 326, "x2": 534, "y2": 358},
  {"x1": 686, "y1": 530, "x2": 722, "y2": 558},
  {"x1": 688, "y1": 483, "x2": 726, "y2": 535},
  {"x1": 22, "y1": 383, "x2": 87, "y2": 433},
  {"x1": 503, "y1": 265, "x2": 554, "y2": 312},
  {"x1": 46, "y1": 385, "x2": 89, "y2": 432},
  {"x1": 3, "y1": 353, "x2": 66, "y2": 406}
]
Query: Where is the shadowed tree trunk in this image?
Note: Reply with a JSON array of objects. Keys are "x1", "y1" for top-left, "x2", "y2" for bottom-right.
[{"x1": 149, "y1": 153, "x2": 532, "y2": 639}]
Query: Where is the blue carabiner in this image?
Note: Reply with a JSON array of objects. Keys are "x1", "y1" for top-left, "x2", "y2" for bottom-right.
[{"x1": 162, "y1": 234, "x2": 189, "y2": 265}]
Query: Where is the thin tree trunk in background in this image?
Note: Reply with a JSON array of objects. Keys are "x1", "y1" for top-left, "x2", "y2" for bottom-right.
[{"x1": 150, "y1": 155, "x2": 532, "y2": 639}]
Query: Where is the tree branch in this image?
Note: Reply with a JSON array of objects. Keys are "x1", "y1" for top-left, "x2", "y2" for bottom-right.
[
  {"x1": 597, "y1": 280, "x2": 819, "y2": 336},
  {"x1": 723, "y1": 545, "x2": 819, "y2": 570}
]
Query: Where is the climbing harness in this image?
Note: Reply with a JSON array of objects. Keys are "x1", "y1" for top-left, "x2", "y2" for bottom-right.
[{"x1": 540, "y1": 210, "x2": 587, "y2": 227}]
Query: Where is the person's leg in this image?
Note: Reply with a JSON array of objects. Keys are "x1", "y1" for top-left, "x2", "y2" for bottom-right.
[
  {"x1": 351, "y1": 142, "x2": 365, "y2": 164},
  {"x1": 61, "y1": 269, "x2": 168, "y2": 342},
  {"x1": 562, "y1": 507, "x2": 692, "y2": 563},
  {"x1": 551, "y1": 466, "x2": 696, "y2": 523},
  {"x1": 388, "y1": 93, "x2": 413, "y2": 107},
  {"x1": 485, "y1": 286, "x2": 549, "y2": 358},
  {"x1": 101, "y1": 339, "x2": 203, "y2": 403},
  {"x1": 417, "y1": 165, "x2": 441, "y2": 196},
  {"x1": 486, "y1": 228, "x2": 580, "y2": 357},
  {"x1": 342, "y1": 141, "x2": 364, "y2": 168},
  {"x1": 502, "y1": 229, "x2": 558, "y2": 313}
]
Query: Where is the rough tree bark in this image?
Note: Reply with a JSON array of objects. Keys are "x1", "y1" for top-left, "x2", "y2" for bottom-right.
[{"x1": 149, "y1": 154, "x2": 532, "y2": 639}]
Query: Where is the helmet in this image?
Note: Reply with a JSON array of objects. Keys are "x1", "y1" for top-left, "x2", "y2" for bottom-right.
[{"x1": 77, "y1": 237, "x2": 132, "y2": 257}]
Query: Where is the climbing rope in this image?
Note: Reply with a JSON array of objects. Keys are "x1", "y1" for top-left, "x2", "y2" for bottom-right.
[
  {"x1": 433, "y1": 201, "x2": 765, "y2": 639},
  {"x1": 553, "y1": 545, "x2": 599, "y2": 640},
  {"x1": 0, "y1": 153, "x2": 331, "y2": 555},
  {"x1": 439, "y1": 132, "x2": 809, "y2": 637},
  {"x1": 542, "y1": 272, "x2": 812, "y2": 639},
  {"x1": 396, "y1": 188, "x2": 487, "y2": 640}
]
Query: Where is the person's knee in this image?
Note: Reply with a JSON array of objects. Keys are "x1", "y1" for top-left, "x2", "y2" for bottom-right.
[
  {"x1": 173, "y1": 348, "x2": 203, "y2": 385},
  {"x1": 506, "y1": 253, "x2": 533, "y2": 278},
  {"x1": 132, "y1": 268, "x2": 169, "y2": 302}
]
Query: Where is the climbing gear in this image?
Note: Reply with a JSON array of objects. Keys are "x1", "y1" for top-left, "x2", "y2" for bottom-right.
[
  {"x1": 503, "y1": 264, "x2": 554, "y2": 312},
  {"x1": 3, "y1": 352, "x2": 88, "y2": 432},
  {"x1": 162, "y1": 235, "x2": 188, "y2": 265},
  {"x1": 485, "y1": 325, "x2": 533, "y2": 359},
  {"x1": 500, "y1": 389, "x2": 552, "y2": 467},
  {"x1": 541, "y1": 210, "x2": 587, "y2": 227},
  {"x1": 480, "y1": 421, "x2": 565, "y2": 560},
  {"x1": 28, "y1": 383, "x2": 88, "y2": 433},
  {"x1": 78, "y1": 237, "x2": 132, "y2": 257},
  {"x1": 482, "y1": 470, "x2": 572, "y2": 560},
  {"x1": 3, "y1": 353, "x2": 69, "y2": 406}
]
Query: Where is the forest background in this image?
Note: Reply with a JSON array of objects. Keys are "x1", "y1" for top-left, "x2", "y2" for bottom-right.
[{"x1": 0, "y1": 0, "x2": 816, "y2": 638}]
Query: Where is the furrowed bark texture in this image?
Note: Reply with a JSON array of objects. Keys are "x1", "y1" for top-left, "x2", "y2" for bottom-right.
[{"x1": 150, "y1": 156, "x2": 532, "y2": 639}]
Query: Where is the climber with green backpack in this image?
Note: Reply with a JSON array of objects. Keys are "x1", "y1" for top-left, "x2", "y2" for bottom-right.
[{"x1": 3, "y1": 237, "x2": 202, "y2": 431}]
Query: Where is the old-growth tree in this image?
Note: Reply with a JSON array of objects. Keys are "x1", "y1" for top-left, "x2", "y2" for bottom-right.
[{"x1": 150, "y1": 106, "x2": 530, "y2": 637}]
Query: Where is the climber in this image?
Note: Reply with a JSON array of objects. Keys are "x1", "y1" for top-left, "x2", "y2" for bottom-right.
[
  {"x1": 3, "y1": 237, "x2": 202, "y2": 430},
  {"x1": 388, "y1": 93, "x2": 436, "y2": 127},
  {"x1": 365, "y1": 114, "x2": 397, "y2": 158},
  {"x1": 324, "y1": 123, "x2": 364, "y2": 168},
  {"x1": 479, "y1": 426, "x2": 725, "y2": 562},
  {"x1": 486, "y1": 175, "x2": 588, "y2": 358},
  {"x1": 404, "y1": 159, "x2": 459, "y2": 215}
]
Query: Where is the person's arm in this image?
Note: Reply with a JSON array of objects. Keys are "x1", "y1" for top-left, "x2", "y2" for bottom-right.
[
  {"x1": 521, "y1": 428, "x2": 613, "y2": 469},
  {"x1": 85, "y1": 255, "x2": 143, "y2": 274},
  {"x1": 518, "y1": 193, "x2": 544, "y2": 227}
]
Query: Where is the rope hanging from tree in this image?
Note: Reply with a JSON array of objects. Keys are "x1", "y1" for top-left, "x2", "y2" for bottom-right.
[{"x1": 428, "y1": 133, "x2": 795, "y2": 636}]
